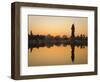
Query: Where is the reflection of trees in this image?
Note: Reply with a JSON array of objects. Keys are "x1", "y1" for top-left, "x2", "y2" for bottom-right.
[{"x1": 29, "y1": 40, "x2": 87, "y2": 52}]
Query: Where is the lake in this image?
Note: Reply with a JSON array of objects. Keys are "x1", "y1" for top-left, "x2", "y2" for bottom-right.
[{"x1": 28, "y1": 45, "x2": 87, "y2": 66}]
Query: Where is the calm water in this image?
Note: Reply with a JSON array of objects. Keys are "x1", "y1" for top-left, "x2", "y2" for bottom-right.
[{"x1": 28, "y1": 45, "x2": 87, "y2": 66}]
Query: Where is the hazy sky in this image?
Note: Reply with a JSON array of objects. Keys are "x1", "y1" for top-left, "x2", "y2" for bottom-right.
[{"x1": 28, "y1": 15, "x2": 88, "y2": 37}]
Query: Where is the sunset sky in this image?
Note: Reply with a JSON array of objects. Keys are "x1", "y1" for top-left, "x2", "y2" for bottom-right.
[{"x1": 28, "y1": 15, "x2": 88, "y2": 37}]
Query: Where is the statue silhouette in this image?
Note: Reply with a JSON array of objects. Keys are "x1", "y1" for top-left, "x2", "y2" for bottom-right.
[{"x1": 71, "y1": 24, "x2": 75, "y2": 38}]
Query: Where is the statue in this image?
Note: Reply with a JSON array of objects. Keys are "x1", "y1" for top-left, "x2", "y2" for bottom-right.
[{"x1": 71, "y1": 24, "x2": 75, "y2": 38}]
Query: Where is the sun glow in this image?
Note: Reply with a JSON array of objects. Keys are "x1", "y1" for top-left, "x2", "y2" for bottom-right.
[{"x1": 28, "y1": 15, "x2": 88, "y2": 37}]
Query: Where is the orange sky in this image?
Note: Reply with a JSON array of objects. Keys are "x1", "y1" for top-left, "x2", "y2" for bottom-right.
[{"x1": 28, "y1": 15, "x2": 88, "y2": 37}]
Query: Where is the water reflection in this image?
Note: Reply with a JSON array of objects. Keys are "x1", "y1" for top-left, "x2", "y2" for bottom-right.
[
  {"x1": 28, "y1": 43, "x2": 87, "y2": 66},
  {"x1": 29, "y1": 42, "x2": 87, "y2": 52}
]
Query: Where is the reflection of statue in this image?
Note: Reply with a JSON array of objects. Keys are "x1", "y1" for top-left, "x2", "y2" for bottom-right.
[{"x1": 71, "y1": 45, "x2": 75, "y2": 64}]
